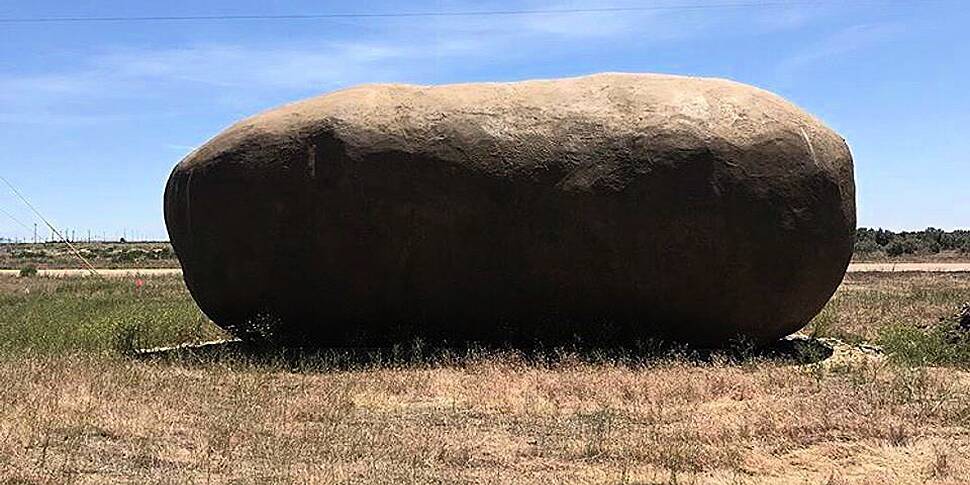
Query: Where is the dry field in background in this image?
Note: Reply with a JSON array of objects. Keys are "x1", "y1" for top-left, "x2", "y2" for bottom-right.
[
  {"x1": 852, "y1": 249, "x2": 970, "y2": 264},
  {"x1": 0, "y1": 242, "x2": 178, "y2": 270},
  {"x1": 1, "y1": 240, "x2": 969, "y2": 271},
  {"x1": 1, "y1": 272, "x2": 969, "y2": 484}
]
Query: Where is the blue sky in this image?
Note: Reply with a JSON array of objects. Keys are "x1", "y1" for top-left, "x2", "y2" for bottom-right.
[{"x1": 0, "y1": 0, "x2": 967, "y2": 241}]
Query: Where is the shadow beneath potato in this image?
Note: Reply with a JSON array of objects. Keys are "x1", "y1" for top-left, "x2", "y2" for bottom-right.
[{"x1": 132, "y1": 334, "x2": 834, "y2": 370}]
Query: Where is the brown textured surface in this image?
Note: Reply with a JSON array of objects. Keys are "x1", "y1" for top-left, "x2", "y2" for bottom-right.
[{"x1": 164, "y1": 73, "x2": 856, "y2": 347}]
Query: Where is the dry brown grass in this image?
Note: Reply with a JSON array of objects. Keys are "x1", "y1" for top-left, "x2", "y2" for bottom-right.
[
  {"x1": 2, "y1": 272, "x2": 970, "y2": 483},
  {"x1": 1, "y1": 352, "x2": 968, "y2": 484}
]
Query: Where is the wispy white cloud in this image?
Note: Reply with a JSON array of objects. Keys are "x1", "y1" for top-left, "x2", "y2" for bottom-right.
[
  {"x1": 511, "y1": 2, "x2": 646, "y2": 38},
  {"x1": 753, "y1": 4, "x2": 830, "y2": 31},
  {"x1": 0, "y1": 1, "x2": 851, "y2": 126},
  {"x1": 777, "y1": 23, "x2": 902, "y2": 77},
  {"x1": 0, "y1": 112, "x2": 147, "y2": 126},
  {"x1": 92, "y1": 41, "x2": 443, "y2": 90},
  {"x1": 422, "y1": 1, "x2": 711, "y2": 41},
  {"x1": 507, "y1": 0, "x2": 841, "y2": 41},
  {"x1": 0, "y1": 39, "x2": 460, "y2": 125}
]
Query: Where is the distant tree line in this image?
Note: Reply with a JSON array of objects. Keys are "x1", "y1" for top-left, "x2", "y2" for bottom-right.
[{"x1": 855, "y1": 227, "x2": 970, "y2": 257}]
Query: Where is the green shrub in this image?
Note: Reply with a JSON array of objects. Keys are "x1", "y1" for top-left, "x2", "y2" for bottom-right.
[
  {"x1": 885, "y1": 237, "x2": 919, "y2": 257},
  {"x1": 854, "y1": 227, "x2": 970, "y2": 258},
  {"x1": 18, "y1": 266, "x2": 38, "y2": 278},
  {"x1": 853, "y1": 239, "x2": 881, "y2": 255},
  {"x1": 878, "y1": 322, "x2": 970, "y2": 366}
]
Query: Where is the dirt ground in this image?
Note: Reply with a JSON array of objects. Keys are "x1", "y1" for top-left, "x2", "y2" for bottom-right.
[{"x1": 848, "y1": 263, "x2": 970, "y2": 273}]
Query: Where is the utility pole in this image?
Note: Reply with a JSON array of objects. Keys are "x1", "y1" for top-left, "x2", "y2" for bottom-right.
[{"x1": 33, "y1": 223, "x2": 37, "y2": 244}]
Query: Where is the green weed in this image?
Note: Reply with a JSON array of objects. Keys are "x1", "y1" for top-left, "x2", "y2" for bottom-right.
[
  {"x1": 0, "y1": 275, "x2": 224, "y2": 354},
  {"x1": 878, "y1": 321, "x2": 970, "y2": 366}
]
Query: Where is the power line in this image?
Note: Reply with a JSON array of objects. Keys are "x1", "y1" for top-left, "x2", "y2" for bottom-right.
[
  {"x1": 0, "y1": 1, "x2": 893, "y2": 24},
  {"x1": 0, "y1": 175, "x2": 101, "y2": 277}
]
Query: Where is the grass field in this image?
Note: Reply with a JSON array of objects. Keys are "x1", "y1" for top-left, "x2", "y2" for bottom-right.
[
  {"x1": 0, "y1": 275, "x2": 221, "y2": 353},
  {"x1": 809, "y1": 272, "x2": 970, "y2": 340},
  {"x1": 1, "y1": 273, "x2": 969, "y2": 483}
]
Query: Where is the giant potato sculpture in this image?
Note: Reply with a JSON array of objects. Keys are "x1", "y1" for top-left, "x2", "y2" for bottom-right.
[{"x1": 165, "y1": 73, "x2": 855, "y2": 347}]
